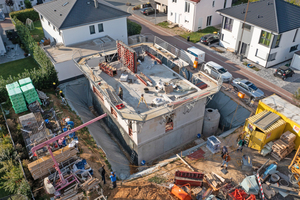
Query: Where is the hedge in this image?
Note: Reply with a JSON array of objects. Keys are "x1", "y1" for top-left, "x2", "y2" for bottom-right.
[
  {"x1": 9, "y1": 9, "x2": 39, "y2": 24},
  {"x1": 127, "y1": 19, "x2": 142, "y2": 36},
  {"x1": 0, "y1": 17, "x2": 58, "y2": 103}
]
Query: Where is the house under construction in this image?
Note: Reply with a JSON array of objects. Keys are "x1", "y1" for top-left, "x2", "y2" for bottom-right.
[{"x1": 73, "y1": 37, "x2": 221, "y2": 164}]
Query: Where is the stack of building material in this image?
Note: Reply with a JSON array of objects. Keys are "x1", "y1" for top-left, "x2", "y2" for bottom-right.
[
  {"x1": 6, "y1": 82, "x2": 28, "y2": 114},
  {"x1": 28, "y1": 146, "x2": 78, "y2": 180},
  {"x1": 99, "y1": 62, "x2": 117, "y2": 77},
  {"x1": 205, "y1": 172, "x2": 224, "y2": 190},
  {"x1": 81, "y1": 177, "x2": 100, "y2": 191},
  {"x1": 21, "y1": 83, "x2": 41, "y2": 104},
  {"x1": 271, "y1": 131, "x2": 296, "y2": 161},
  {"x1": 18, "y1": 77, "x2": 32, "y2": 86}
]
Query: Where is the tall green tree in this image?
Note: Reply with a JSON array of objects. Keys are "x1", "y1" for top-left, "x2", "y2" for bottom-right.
[{"x1": 24, "y1": 0, "x2": 33, "y2": 8}]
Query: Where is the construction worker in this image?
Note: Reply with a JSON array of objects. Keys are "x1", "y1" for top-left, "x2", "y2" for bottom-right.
[
  {"x1": 221, "y1": 152, "x2": 231, "y2": 170},
  {"x1": 60, "y1": 91, "x2": 66, "y2": 105},
  {"x1": 110, "y1": 172, "x2": 117, "y2": 188},
  {"x1": 118, "y1": 87, "x2": 123, "y2": 100},
  {"x1": 53, "y1": 82, "x2": 57, "y2": 90},
  {"x1": 237, "y1": 139, "x2": 246, "y2": 152},
  {"x1": 98, "y1": 165, "x2": 106, "y2": 185},
  {"x1": 221, "y1": 146, "x2": 228, "y2": 158}
]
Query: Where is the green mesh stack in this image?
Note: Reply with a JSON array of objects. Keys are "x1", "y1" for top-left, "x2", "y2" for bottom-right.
[
  {"x1": 18, "y1": 77, "x2": 32, "y2": 87},
  {"x1": 21, "y1": 83, "x2": 41, "y2": 105},
  {"x1": 7, "y1": 86, "x2": 28, "y2": 114}
]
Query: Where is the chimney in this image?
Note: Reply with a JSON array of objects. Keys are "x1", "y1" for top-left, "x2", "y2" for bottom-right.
[{"x1": 94, "y1": 0, "x2": 98, "y2": 8}]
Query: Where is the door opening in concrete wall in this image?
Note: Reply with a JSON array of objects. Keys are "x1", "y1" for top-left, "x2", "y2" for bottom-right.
[
  {"x1": 128, "y1": 120, "x2": 133, "y2": 136},
  {"x1": 111, "y1": 106, "x2": 117, "y2": 119},
  {"x1": 165, "y1": 114, "x2": 174, "y2": 132}
]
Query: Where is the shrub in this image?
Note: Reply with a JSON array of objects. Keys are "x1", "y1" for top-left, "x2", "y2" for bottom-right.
[
  {"x1": 127, "y1": 19, "x2": 142, "y2": 36},
  {"x1": 0, "y1": 17, "x2": 58, "y2": 103},
  {"x1": 9, "y1": 8, "x2": 39, "y2": 24},
  {"x1": 24, "y1": 0, "x2": 32, "y2": 8},
  {"x1": 243, "y1": 61, "x2": 248, "y2": 66}
]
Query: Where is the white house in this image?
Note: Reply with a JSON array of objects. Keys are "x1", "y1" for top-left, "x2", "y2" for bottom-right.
[
  {"x1": 167, "y1": 0, "x2": 232, "y2": 32},
  {"x1": 155, "y1": 0, "x2": 168, "y2": 13},
  {"x1": 33, "y1": 0, "x2": 130, "y2": 47},
  {"x1": 0, "y1": 0, "x2": 51, "y2": 14},
  {"x1": 217, "y1": 0, "x2": 300, "y2": 68}
]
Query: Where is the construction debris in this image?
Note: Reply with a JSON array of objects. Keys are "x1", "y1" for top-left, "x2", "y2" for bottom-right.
[
  {"x1": 174, "y1": 171, "x2": 204, "y2": 186},
  {"x1": 176, "y1": 154, "x2": 194, "y2": 172}
]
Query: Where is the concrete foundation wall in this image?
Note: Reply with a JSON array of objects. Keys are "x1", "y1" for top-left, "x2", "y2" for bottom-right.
[{"x1": 137, "y1": 97, "x2": 206, "y2": 163}]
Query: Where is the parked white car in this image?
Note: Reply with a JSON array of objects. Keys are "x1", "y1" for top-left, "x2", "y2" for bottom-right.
[{"x1": 203, "y1": 61, "x2": 232, "y2": 82}]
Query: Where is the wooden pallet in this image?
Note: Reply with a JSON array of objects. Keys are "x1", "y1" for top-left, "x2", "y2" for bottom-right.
[{"x1": 280, "y1": 131, "x2": 296, "y2": 144}]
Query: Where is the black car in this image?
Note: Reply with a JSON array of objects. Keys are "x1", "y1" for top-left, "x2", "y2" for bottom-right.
[
  {"x1": 273, "y1": 65, "x2": 294, "y2": 80},
  {"x1": 200, "y1": 34, "x2": 219, "y2": 45},
  {"x1": 140, "y1": 7, "x2": 159, "y2": 16}
]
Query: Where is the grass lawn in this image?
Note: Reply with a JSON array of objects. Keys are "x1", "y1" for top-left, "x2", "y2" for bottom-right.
[
  {"x1": 157, "y1": 21, "x2": 169, "y2": 28},
  {"x1": 0, "y1": 57, "x2": 39, "y2": 79},
  {"x1": 29, "y1": 21, "x2": 44, "y2": 42},
  {"x1": 180, "y1": 26, "x2": 219, "y2": 43}
]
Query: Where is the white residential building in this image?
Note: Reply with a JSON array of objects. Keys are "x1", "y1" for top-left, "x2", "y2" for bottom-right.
[
  {"x1": 167, "y1": 0, "x2": 232, "y2": 32},
  {"x1": 33, "y1": 0, "x2": 130, "y2": 46},
  {"x1": 0, "y1": 0, "x2": 50, "y2": 14},
  {"x1": 155, "y1": 0, "x2": 168, "y2": 13},
  {"x1": 217, "y1": 0, "x2": 300, "y2": 68}
]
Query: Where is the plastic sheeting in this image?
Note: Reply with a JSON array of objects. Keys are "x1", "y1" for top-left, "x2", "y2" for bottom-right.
[
  {"x1": 206, "y1": 91, "x2": 251, "y2": 131},
  {"x1": 60, "y1": 77, "x2": 130, "y2": 180}
]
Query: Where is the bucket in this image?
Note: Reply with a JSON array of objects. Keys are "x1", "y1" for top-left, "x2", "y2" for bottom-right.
[
  {"x1": 271, "y1": 174, "x2": 280, "y2": 182},
  {"x1": 144, "y1": 88, "x2": 149, "y2": 93}
]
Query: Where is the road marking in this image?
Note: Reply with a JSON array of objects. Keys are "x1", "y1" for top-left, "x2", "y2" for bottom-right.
[{"x1": 130, "y1": 14, "x2": 293, "y2": 101}]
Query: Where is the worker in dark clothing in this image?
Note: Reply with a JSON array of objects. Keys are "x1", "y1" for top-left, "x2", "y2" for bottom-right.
[
  {"x1": 118, "y1": 87, "x2": 123, "y2": 100},
  {"x1": 98, "y1": 165, "x2": 106, "y2": 184},
  {"x1": 221, "y1": 152, "x2": 231, "y2": 170}
]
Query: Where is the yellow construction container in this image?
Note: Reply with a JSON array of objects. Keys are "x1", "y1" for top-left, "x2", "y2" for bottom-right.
[
  {"x1": 256, "y1": 94, "x2": 300, "y2": 149},
  {"x1": 243, "y1": 110, "x2": 286, "y2": 151}
]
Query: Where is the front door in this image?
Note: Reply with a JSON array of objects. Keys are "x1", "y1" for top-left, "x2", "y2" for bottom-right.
[{"x1": 240, "y1": 42, "x2": 247, "y2": 55}]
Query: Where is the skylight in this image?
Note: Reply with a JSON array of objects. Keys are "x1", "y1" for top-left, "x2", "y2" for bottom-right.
[{"x1": 62, "y1": 2, "x2": 69, "y2": 6}]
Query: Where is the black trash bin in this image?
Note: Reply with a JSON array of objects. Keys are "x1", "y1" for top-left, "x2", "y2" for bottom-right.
[{"x1": 187, "y1": 36, "x2": 190, "y2": 42}]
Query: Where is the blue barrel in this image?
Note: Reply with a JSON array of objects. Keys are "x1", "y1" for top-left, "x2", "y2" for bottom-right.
[
  {"x1": 197, "y1": 133, "x2": 201, "y2": 138},
  {"x1": 141, "y1": 160, "x2": 146, "y2": 165}
]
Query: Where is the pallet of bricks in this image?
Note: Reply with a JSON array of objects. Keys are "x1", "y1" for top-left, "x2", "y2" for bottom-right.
[
  {"x1": 19, "y1": 77, "x2": 41, "y2": 105},
  {"x1": 6, "y1": 81, "x2": 28, "y2": 114},
  {"x1": 99, "y1": 62, "x2": 117, "y2": 77},
  {"x1": 271, "y1": 131, "x2": 296, "y2": 161}
]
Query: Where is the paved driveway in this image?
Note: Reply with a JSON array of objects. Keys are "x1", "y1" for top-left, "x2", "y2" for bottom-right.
[{"x1": 106, "y1": 0, "x2": 167, "y2": 24}]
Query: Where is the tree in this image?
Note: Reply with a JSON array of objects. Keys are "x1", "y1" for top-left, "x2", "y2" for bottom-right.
[
  {"x1": 127, "y1": 19, "x2": 142, "y2": 36},
  {"x1": 5, "y1": 0, "x2": 14, "y2": 12},
  {"x1": 24, "y1": 0, "x2": 32, "y2": 8}
]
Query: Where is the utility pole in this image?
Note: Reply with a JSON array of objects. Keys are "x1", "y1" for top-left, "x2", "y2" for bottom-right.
[
  {"x1": 237, "y1": 0, "x2": 250, "y2": 61},
  {"x1": 154, "y1": 2, "x2": 157, "y2": 25}
]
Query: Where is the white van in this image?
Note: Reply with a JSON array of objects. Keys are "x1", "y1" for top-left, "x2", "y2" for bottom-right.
[{"x1": 187, "y1": 46, "x2": 205, "y2": 63}]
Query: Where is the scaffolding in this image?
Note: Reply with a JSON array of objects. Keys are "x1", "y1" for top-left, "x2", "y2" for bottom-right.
[{"x1": 117, "y1": 40, "x2": 137, "y2": 73}]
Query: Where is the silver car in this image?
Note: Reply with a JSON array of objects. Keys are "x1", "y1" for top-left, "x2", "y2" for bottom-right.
[{"x1": 231, "y1": 78, "x2": 264, "y2": 100}]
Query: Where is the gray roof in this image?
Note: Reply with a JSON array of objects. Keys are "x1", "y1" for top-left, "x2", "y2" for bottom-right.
[
  {"x1": 217, "y1": 0, "x2": 300, "y2": 34},
  {"x1": 34, "y1": 0, "x2": 130, "y2": 30}
]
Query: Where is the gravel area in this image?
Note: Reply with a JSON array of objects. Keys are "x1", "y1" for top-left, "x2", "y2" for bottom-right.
[{"x1": 196, "y1": 42, "x2": 300, "y2": 95}]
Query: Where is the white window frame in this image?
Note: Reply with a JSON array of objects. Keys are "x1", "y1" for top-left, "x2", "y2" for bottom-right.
[{"x1": 185, "y1": 2, "x2": 190, "y2": 13}]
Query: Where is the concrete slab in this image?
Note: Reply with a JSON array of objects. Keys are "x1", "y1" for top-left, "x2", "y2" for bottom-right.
[
  {"x1": 55, "y1": 60, "x2": 84, "y2": 83},
  {"x1": 44, "y1": 36, "x2": 116, "y2": 63}
]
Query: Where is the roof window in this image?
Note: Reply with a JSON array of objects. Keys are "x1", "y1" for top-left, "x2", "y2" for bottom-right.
[{"x1": 62, "y1": 2, "x2": 69, "y2": 6}]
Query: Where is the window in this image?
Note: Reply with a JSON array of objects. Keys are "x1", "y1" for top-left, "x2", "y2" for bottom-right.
[
  {"x1": 20, "y1": 1, "x2": 23, "y2": 5},
  {"x1": 224, "y1": 0, "x2": 227, "y2": 8},
  {"x1": 0, "y1": 4, "x2": 3, "y2": 8},
  {"x1": 243, "y1": 23, "x2": 251, "y2": 31},
  {"x1": 165, "y1": 115, "x2": 174, "y2": 132},
  {"x1": 212, "y1": 0, "x2": 215, "y2": 7},
  {"x1": 275, "y1": 34, "x2": 281, "y2": 48},
  {"x1": 89, "y1": 25, "x2": 95, "y2": 34},
  {"x1": 259, "y1": 30, "x2": 272, "y2": 47},
  {"x1": 255, "y1": 49, "x2": 267, "y2": 60},
  {"x1": 171, "y1": 12, "x2": 173, "y2": 16},
  {"x1": 172, "y1": 0, "x2": 177, "y2": 2},
  {"x1": 59, "y1": 31, "x2": 61, "y2": 36},
  {"x1": 206, "y1": 16, "x2": 212, "y2": 26},
  {"x1": 40, "y1": 15, "x2": 44, "y2": 21},
  {"x1": 53, "y1": 26, "x2": 56, "y2": 31},
  {"x1": 185, "y1": 16, "x2": 189, "y2": 23},
  {"x1": 268, "y1": 52, "x2": 277, "y2": 61},
  {"x1": 98, "y1": 23, "x2": 104, "y2": 32},
  {"x1": 185, "y1": 2, "x2": 190, "y2": 13},
  {"x1": 293, "y1": 29, "x2": 298, "y2": 42},
  {"x1": 48, "y1": 21, "x2": 51, "y2": 26},
  {"x1": 290, "y1": 45, "x2": 298, "y2": 52},
  {"x1": 223, "y1": 17, "x2": 233, "y2": 31}
]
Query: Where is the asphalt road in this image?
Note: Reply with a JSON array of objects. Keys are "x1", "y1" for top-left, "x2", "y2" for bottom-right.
[{"x1": 128, "y1": 14, "x2": 295, "y2": 103}]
